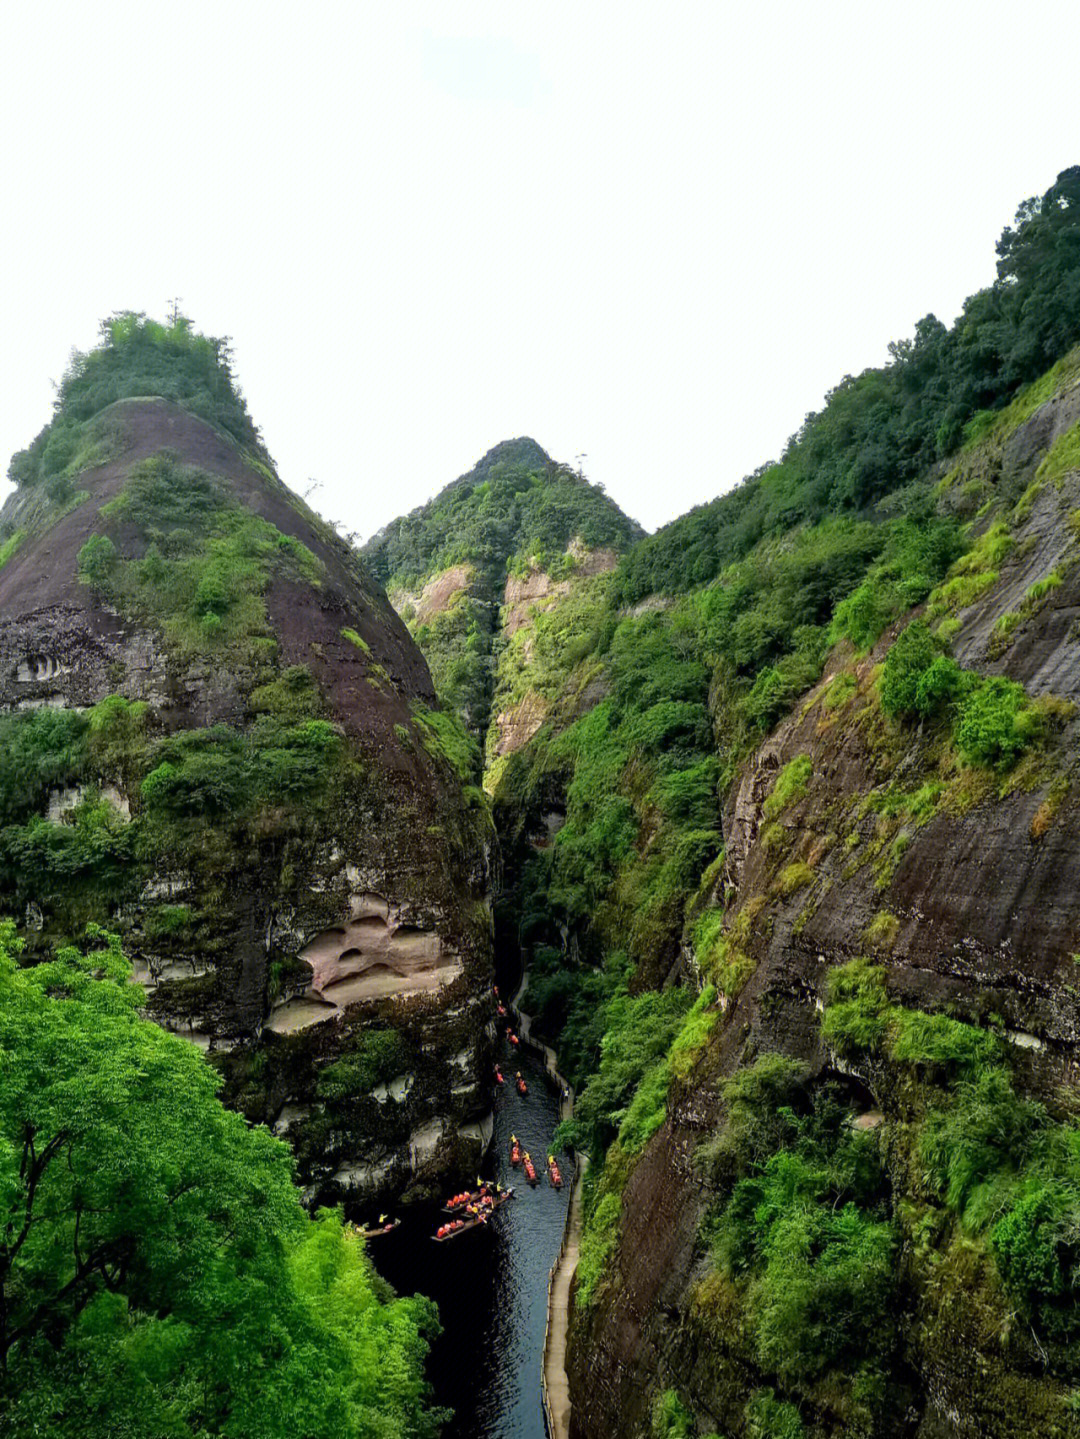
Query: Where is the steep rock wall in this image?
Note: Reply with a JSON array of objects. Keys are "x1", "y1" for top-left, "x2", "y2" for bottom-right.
[
  {"x1": 0, "y1": 398, "x2": 495, "y2": 1210},
  {"x1": 568, "y1": 399, "x2": 1080, "y2": 1437}
]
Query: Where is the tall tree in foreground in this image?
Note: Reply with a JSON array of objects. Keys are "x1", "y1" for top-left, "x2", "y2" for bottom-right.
[{"x1": 0, "y1": 923, "x2": 443, "y2": 1438}]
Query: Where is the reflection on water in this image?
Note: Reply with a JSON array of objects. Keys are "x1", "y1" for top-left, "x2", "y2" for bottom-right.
[{"x1": 370, "y1": 1041, "x2": 571, "y2": 1439}]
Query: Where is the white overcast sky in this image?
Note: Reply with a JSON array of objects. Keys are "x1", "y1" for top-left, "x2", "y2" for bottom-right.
[{"x1": 1, "y1": 2, "x2": 1078, "y2": 539}]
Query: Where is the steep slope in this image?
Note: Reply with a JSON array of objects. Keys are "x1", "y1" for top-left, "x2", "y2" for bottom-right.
[
  {"x1": 568, "y1": 427, "x2": 1080, "y2": 1437},
  {"x1": 363, "y1": 438, "x2": 645, "y2": 746},
  {"x1": 562, "y1": 341, "x2": 1080, "y2": 1432},
  {"x1": 0, "y1": 316, "x2": 495, "y2": 1210},
  {"x1": 349, "y1": 168, "x2": 1080, "y2": 1437}
]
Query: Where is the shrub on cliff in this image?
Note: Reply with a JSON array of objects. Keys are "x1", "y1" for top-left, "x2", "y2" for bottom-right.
[
  {"x1": 919, "y1": 1066, "x2": 1080, "y2": 1345},
  {"x1": 954, "y1": 675, "x2": 1035, "y2": 769},
  {"x1": 0, "y1": 923, "x2": 443, "y2": 1438},
  {"x1": 879, "y1": 621, "x2": 939, "y2": 716},
  {"x1": 575, "y1": 1191, "x2": 623, "y2": 1308},
  {"x1": 705, "y1": 1077, "x2": 897, "y2": 1399},
  {"x1": 0, "y1": 708, "x2": 90, "y2": 825}
]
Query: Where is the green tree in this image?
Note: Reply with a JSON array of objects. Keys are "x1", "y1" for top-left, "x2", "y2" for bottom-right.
[
  {"x1": 879, "y1": 620, "x2": 937, "y2": 717},
  {"x1": 0, "y1": 923, "x2": 442, "y2": 1437}
]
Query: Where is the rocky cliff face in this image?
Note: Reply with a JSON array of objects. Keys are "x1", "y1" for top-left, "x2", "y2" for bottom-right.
[
  {"x1": 362, "y1": 438, "x2": 644, "y2": 750},
  {"x1": 0, "y1": 387, "x2": 495, "y2": 1210},
  {"x1": 567, "y1": 384, "x2": 1080, "y2": 1435}
]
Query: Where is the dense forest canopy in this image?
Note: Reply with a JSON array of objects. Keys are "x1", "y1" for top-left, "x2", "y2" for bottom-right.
[
  {"x1": 364, "y1": 437, "x2": 644, "y2": 592},
  {"x1": 7, "y1": 312, "x2": 265, "y2": 494},
  {"x1": 0, "y1": 925, "x2": 442, "y2": 1438},
  {"x1": 616, "y1": 165, "x2": 1080, "y2": 603}
]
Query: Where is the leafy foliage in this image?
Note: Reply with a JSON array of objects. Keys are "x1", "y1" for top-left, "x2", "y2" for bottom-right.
[
  {"x1": 141, "y1": 718, "x2": 343, "y2": 816},
  {"x1": 700, "y1": 1057, "x2": 896, "y2": 1405},
  {"x1": 559, "y1": 985, "x2": 693, "y2": 1161},
  {"x1": 9, "y1": 313, "x2": 263, "y2": 489},
  {"x1": 0, "y1": 708, "x2": 91, "y2": 825},
  {"x1": 575, "y1": 1190, "x2": 622, "y2": 1308},
  {"x1": 763, "y1": 755, "x2": 812, "y2": 821},
  {"x1": 616, "y1": 167, "x2": 1080, "y2": 605},
  {"x1": 365, "y1": 441, "x2": 643, "y2": 593},
  {"x1": 411, "y1": 702, "x2": 480, "y2": 783},
  {"x1": 0, "y1": 924, "x2": 442, "y2": 1437},
  {"x1": 879, "y1": 620, "x2": 1063, "y2": 770},
  {"x1": 820, "y1": 959, "x2": 1080, "y2": 1351},
  {"x1": 83, "y1": 450, "x2": 323, "y2": 665}
]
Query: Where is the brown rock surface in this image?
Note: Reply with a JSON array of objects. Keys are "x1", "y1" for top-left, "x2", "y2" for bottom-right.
[
  {"x1": 0, "y1": 398, "x2": 495, "y2": 1209},
  {"x1": 568, "y1": 396, "x2": 1080, "y2": 1438}
]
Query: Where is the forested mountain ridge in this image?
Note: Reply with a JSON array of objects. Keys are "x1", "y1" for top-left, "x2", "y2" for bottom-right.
[
  {"x1": 0, "y1": 317, "x2": 498, "y2": 1206},
  {"x1": 0, "y1": 316, "x2": 494, "y2": 1431},
  {"x1": 362, "y1": 438, "x2": 644, "y2": 740},
  {"x1": 378, "y1": 167, "x2": 1080, "y2": 1435}
]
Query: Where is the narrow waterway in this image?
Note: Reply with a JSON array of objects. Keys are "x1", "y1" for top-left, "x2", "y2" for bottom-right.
[{"x1": 371, "y1": 1037, "x2": 573, "y2": 1438}]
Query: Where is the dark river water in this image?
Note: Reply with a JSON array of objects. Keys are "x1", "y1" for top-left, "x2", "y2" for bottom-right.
[{"x1": 371, "y1": 1039, "x2": 572, "y2": 1439}]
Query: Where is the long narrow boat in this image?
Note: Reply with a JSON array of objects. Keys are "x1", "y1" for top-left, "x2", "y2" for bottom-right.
[
  {"x1": 548, "y1": 1156, "x2": 563, "y2": 1189},
  {"x1": 442, "y1": 1186, "x2": 496, "y2": 1215},
  {"x1": 356, "y1": 1218, "x2": 401, "y2": 1240},
  {"x1": 523, "y1": 1152, "x2": 539, "y2": 1187},
  {"x1": 432, "y1": 1188, "x2": 514, "y2": 1241}
]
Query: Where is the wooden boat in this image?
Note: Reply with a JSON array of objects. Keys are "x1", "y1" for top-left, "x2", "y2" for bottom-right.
[
  {"x1": 442, "y1": 1186, "x2": 494, "y2": 1215},
  {"x1": 432, "y1": 1188, "x2": 514, "y2": 1241},
  {"x1": 510, "y1": 1137, "x2": 523, "y2": 1167},
  {"x1": 523, "y1": 1153, "x2": 538, "y2": 1187},
  {"x1": 516, "y1": 1075, "x2": 528, "y2": 1096},
  {"x1": 357, "y1": 1218, "x2": 400, "y2": 1239},
  {"x1": 494, "y1": 1067, "x2": 504, "y2": 1085},
  {"x1": 548, "y1": 1157, "x2": 563, "y2": 1189},
  {"x1": 506, "y1": 1029, "x2": 520, "y2": 1047}
]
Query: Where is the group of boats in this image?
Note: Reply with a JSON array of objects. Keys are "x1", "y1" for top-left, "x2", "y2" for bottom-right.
[
  {"x1": 358, "y1": 983, "x2": 568, "y2": 1245},
  {"x1": 352, "y1": 1215, "x2": 401, "y2": 1241},
  {"x1": 509, "y1": 1135, "x2": 562, "y2": 1189},
  {"x1": 494, "y1": 1064, "x2": 528, "y2": 1095},
  {"x1": 433, "y1": 1182, "x2": 515, "y2": 1241}
]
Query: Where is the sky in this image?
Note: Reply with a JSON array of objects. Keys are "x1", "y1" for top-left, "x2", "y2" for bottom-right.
[{"x1": 1, "y1": 2, "x2": 1078, "y2": 541}]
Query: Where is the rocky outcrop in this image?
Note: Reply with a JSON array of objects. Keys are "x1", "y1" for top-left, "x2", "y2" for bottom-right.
[
  {"x1": 568, "y1": 394, "x2": 1080, "y2": 1437},
  {"x1": 503, "y1": 547, "x2": 618, "y2": 637},
  {"x1": 493, "y1": 690, "x2": 550, "y2": 757},
  {"x1": 392, "y1": 563, "x2": 474, "y2": 626},
  {"x1": 0, "y1": 396, "x2": 495, "y2": 1211}
]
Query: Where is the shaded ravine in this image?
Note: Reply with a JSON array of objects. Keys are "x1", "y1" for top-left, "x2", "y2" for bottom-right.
[
  {"x1": 513, "y1": 971, "x2": 588, "y2": 1439},
  {"x1": 542, "y1": 1164, "x2": 586, "y2": 1439},
  {"x1": 370, "y1": 1028, "x2": 572, "y2": 1438}
]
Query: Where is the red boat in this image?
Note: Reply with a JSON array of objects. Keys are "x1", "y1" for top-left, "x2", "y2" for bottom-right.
[
  {"x1": 510, "y1": 1135, "x2": 523, "y2": 1167},
  {"x1": 495, "y1": 1067, "x2": 504, "y2": 1085},
  {"x1": 433, "y1": 1188, "x2": 514, "y2": 1241},
  {"x1": 506, "y1": 1029, "x2": 520, "y2": 1047},
  {"x1": 523, "y1": 1152, "x2": 538, "y2": 1187},
  {"x1": 516, "y1": 1072, "x2": 528, "y2": 1096},
  {"x1": 497, "y1": 1003, "x2": 507, "y2": 1017},
  {"x1": 548, "y1": 1156, "x2": 563, "y2": 1189},
  {"x1": 443, "y1": 1185, "x2": 492, "y2": 1215}
]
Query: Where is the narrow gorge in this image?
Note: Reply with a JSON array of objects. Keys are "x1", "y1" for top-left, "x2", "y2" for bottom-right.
[{"x1": 6, "y1": 162, "x2": 1080, "y2": 1439}]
